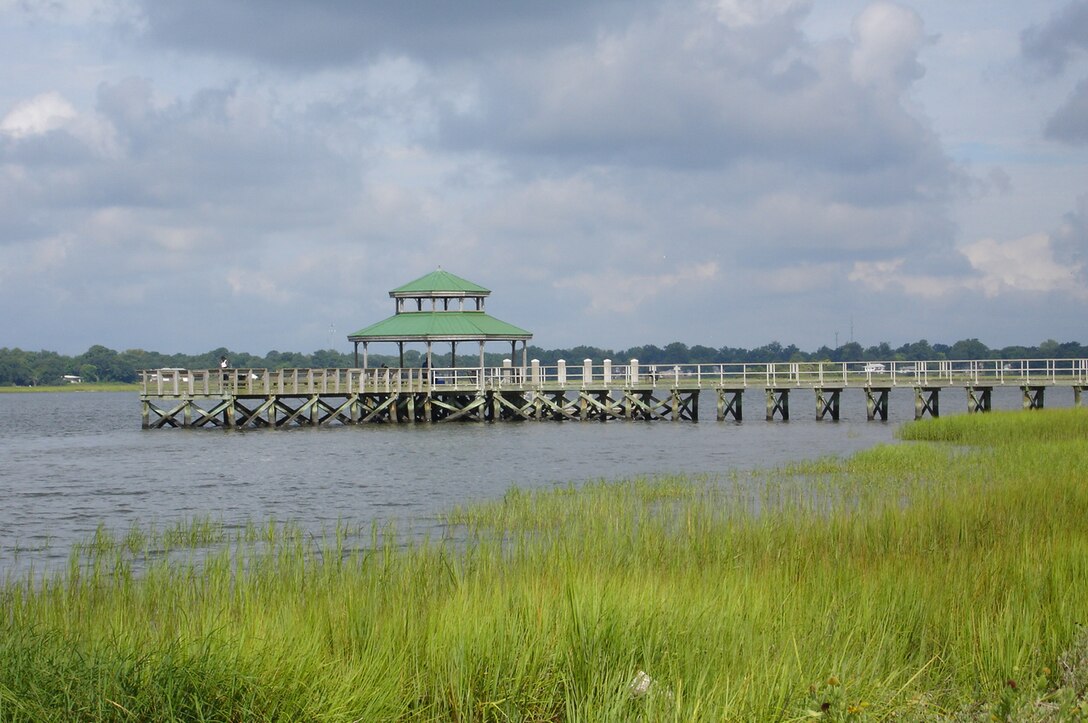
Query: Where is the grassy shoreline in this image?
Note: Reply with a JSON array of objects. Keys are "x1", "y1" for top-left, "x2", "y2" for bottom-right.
[
  {"x1": 0, "y1": 382, "x2": 139, "y2": 393},
  {"x1": 2, "y1": 409, "x2": 1087, "y2": 720}
]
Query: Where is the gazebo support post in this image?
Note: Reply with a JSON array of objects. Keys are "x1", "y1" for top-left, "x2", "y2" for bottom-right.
[
  {"x1": 353, "y1": 341, "x2": 359, "y2": 368},
  {"x1": 398, "y1": 342, "x2": 404, "y2": 369},
  {"x1": 451, "y1": 341, "x2": 457, "y2": 368},
  {"x1": 362, "y1": 342, "x2": 368, "y2": 370}
]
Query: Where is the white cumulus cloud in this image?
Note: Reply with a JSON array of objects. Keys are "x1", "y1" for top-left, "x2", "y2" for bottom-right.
[
  {"x1": 0, "y1": 92, "x2": 77, "y2": 138},
  {"x1": 961, "y1": 233, "x2": 1084, "y2": 297},
  {"x1": 850, "y1": 1, "x2": 927, "y2": 92},
  {"x1": 850, "y1": 232, "x2": 1087, "y2": 300}
]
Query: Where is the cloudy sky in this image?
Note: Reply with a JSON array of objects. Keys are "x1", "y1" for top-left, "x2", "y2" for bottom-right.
[{"x1": 2, "y1": 0, "x2": 1086, "y2": 356}]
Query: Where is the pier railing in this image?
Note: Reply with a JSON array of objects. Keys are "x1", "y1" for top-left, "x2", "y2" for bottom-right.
[{"x1": 140, "y1": 358, "x2": 1088, "y2": 397}]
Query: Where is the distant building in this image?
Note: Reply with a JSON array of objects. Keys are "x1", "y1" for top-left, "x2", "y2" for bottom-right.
[{"x1": 62, "y1": 375, "x2": 83, "y2": 384}]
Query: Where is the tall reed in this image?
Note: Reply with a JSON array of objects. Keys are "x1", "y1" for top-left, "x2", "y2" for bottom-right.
[{"x1": 2, "y1": 408, "x2": 1087, "y2": 720}]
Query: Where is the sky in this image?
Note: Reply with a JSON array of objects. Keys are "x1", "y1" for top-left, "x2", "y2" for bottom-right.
[{"x1": 1, "y1": 0, "x2": 1086, "y2": 356}]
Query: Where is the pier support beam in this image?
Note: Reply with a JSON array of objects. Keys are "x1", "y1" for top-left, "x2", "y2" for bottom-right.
[
  {"x1": 716, "y1": 389, "x2": 743, "y2": 421},
  {"x1": 1021, "y1": 386, "x2": 1045, "y2": 410},
  {"x1": 914, "y1": 387, "x2": 940, "y2": 419},
  {"x1": 685, "y1": 390, "x2": 699, "y2": 422},
  {"x1": 815, "y1": 388, "x2": 842, "y2": 421},
  {"x1": 1076, "y1": 386, "x2": 1083, "y2": 408},
  {"x1": 766, "y1": 388, "x2": 790, "y2": 421},
  {"x1": 966, "y1": 386, "x2": 992, "y2": 414},
  {"x1": 865, "y1": 387, "x2": 889, "y2": 421}
]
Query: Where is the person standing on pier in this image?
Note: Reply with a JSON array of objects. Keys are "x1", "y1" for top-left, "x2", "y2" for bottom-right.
[{"x1": 220, "y1": 355, "x2": 230, "y2": 390}]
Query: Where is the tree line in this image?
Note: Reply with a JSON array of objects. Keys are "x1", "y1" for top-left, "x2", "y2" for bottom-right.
[{"x1": 1, "y1": 338, "x2": 1085, "y2": 386}]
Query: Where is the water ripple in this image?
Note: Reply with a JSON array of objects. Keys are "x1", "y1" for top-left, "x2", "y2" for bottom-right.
[{"x1": 2, "y1": 386, "x2": 1072, "y2": 576}]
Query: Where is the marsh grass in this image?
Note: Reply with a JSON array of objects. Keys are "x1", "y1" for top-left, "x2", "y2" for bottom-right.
[
  {"x1": 0, "y1": 383, "x2": 139, "y2": 393},
  {"x1": 2, "y1": 409, "x2": 1088, "y2": 720}
]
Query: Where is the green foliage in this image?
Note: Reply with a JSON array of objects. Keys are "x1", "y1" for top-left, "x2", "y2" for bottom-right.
[{"x1": 3, "y1": 410, "x2": 1088, "y2": 719}]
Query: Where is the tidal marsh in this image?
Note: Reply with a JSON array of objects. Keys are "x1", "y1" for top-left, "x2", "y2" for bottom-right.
[{"x1": 2, "y1": 409, "x2": 1087, "y2": 720}]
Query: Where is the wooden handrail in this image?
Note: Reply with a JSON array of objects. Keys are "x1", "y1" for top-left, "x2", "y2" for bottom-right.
[{"x1": 138, "y1": 358, "x2": 1088, "y2": 397}]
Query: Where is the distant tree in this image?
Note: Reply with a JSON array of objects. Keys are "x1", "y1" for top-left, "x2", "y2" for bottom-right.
[
  {"x1": 835, "y1": 342, "x2": 863, "y2": 363},
  {"x1": 0, "y1": 348, "x2": 34, "y2": 385},
  {"x1": 32, "y1": 350, "x2": 69, "y2": 385},
  {"x1": 689, "y1": 344, "x2": 719, "y2": 363},
  {"x1": 717, "y1": 346, "x2": 748, "y2": 363},
  {"x1": 4, "y1": 337, "x2": 1083, "y2": 382},
  {"x1": 622, "y1": 344, "x2": 666, "y2": 363},
  {"x1": 865, "y1": 342, "x2": 893, "y2": 360},
  {"x1": 567, "y1": 345, "x2": 614, "y2": 362},
  {"x1": 481, "y1": 351, "x2": 511, "y2": 366},
  {"x1": 662, "y1": 342, "x2": 690, "y2": 361},
  {"x1": 749, "y1": 341, "x2": 785, "y2": 362},
  {"x1": 950, "y1": 338, "x2": 990, "y2": 360},
  {"x1": 76, "y1": 345, "x2": 136, "y2": 382},
  {"x1": 264, "y1": 350, "x2": 310, "y2": 369},
  {"x1": 1055, "y1": 341, "x2": 1087, "y2": 358},
  {"x1": 119, "y1": 348, "x2": 170, "y2": 372},
  {"x1": 997, "y1": 345, "x2": 1031, "y2": 360},
  {"x1": 1038, "y1": 339, "x2": 1060, "y2": 356},
  {"x1": 897, "y1": 339, "x2": 934, "y2": 360},
  {"x1": 312, "y1": 349, "x2": 352, "y2": 368}
]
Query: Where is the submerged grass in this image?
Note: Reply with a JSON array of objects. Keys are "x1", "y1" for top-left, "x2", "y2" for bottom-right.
[{"x1": 3, "y1": 408, "x2": 1088, "y2": 720}]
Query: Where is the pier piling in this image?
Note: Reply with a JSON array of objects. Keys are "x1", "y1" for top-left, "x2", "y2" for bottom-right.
[
  {"x1": 1022, "y1": 386, "x2": 1045, "y2": 410},
  {"x1": 865, "y1": 387, "x2": 889, "y2": 421}
]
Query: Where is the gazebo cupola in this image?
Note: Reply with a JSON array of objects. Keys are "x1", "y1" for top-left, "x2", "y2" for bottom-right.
[
  {"x1": 392, "y1": 269, "x2": 489, "y2": 313},
  {"x1": 347, "y1": 268, "x2": 533, "y2": 369}
]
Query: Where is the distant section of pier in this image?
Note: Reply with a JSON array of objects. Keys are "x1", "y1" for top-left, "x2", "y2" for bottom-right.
[{"x1": 138, "y1": 358, "x2": 1087, "y2": 429}]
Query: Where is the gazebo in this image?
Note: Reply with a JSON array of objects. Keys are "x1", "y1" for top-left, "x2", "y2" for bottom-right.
[{"x1": 347, "y1": 269, "x2": 533, "y2": 369}]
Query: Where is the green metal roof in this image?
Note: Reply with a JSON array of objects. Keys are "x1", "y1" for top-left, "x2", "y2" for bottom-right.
[
  {"x1": 390, "y1": 269, "x2": 490, "y2": 297},
  {"x1": 348, "y1": 311, "x2": 531, "y2": 342}
]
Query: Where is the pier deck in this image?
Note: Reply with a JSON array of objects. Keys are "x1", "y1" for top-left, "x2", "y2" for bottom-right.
[{"x1": 139, "y1": 358, "x2": 1087, "y2": 429}]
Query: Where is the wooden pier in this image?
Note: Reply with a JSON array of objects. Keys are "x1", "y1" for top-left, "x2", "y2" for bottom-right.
[{"x1": 139, "y1": 358, "x2": 1087, "y2": 429}]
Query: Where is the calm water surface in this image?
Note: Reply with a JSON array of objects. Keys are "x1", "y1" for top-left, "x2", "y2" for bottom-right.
[{"x1": 0, "y1": 387, "x2": 1069, "y2": 573}]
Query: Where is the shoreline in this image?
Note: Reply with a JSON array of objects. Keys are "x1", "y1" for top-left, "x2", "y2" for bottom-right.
[
  {"x1": 0, "y1": 383, "x2": 139, "y2": 393},
  {"x1": 2, "y1": 408, "x2": 1086, "y2": 718}
]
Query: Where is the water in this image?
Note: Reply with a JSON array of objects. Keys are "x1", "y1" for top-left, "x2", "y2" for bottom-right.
[{"x1": 0, "y1": 386, "x2": 1073, "y2": 574}]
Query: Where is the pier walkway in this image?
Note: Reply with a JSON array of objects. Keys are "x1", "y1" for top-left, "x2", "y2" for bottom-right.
[{"x1": 139, "y1": 358, "x2": 1087, "y2": 429}]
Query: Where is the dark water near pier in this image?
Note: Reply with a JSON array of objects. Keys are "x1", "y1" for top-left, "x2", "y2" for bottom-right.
[{"x1": 0, "y1": 387, "x2": 1074, "y2": 574}]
